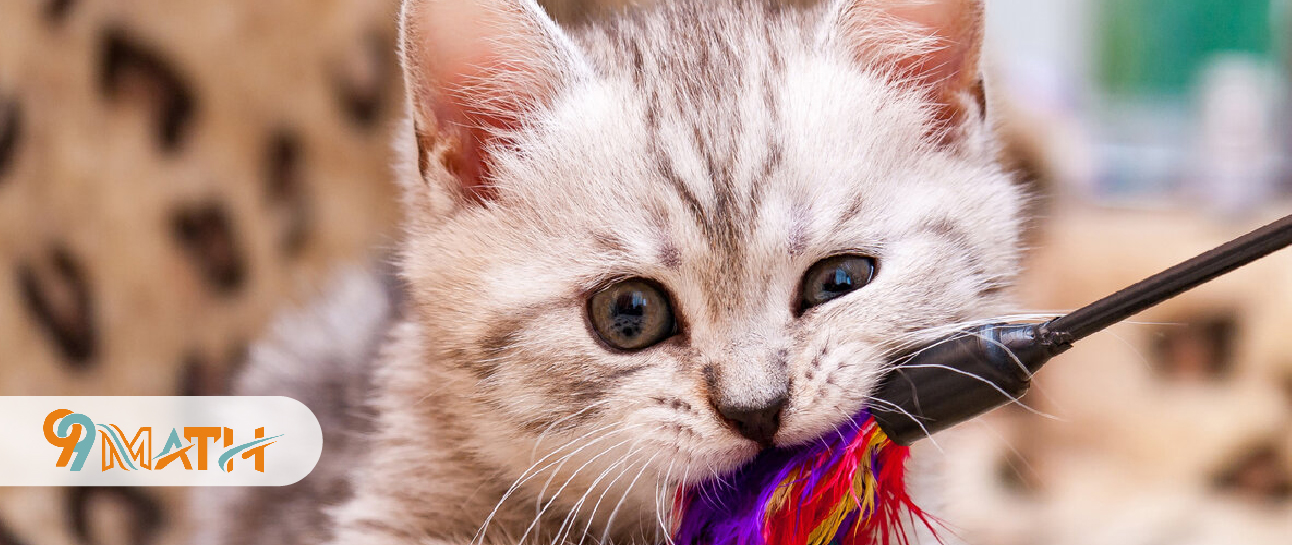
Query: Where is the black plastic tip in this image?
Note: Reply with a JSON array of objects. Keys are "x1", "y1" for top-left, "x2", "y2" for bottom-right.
[{"x1": 870, "y1": 322, "x2": 1069, "y2": 445}]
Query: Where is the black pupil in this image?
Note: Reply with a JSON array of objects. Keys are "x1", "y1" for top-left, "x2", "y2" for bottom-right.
[
  {"x1": 611, "y1": 291, "x2": 648, "y2": 339},
  {"x1": 824, "y1": 267, "x2": 853, "y2": 295}
]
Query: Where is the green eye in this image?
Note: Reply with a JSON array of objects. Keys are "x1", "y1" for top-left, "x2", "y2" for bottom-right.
[
  {"x1": 588, "y1": 279, "x2": 677, "y2": 350},
  {"x1": 799, "y1": 255, "x2": 877, "y2": 312}
]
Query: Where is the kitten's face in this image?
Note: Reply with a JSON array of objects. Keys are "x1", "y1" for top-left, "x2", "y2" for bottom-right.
[{"x1": 400, "y1": 0, "x2": 1019, "y2": 484}]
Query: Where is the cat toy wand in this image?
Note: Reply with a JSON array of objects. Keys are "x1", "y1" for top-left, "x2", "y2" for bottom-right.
[
  {"x1": 871, "y1": 212, "x2": 1292, "y2": 445},
  {"x1": 673, "y1": 214, "x2": 1292, "y2": 545}
]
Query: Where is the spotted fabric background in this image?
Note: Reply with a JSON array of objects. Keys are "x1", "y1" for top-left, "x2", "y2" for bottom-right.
[{"x1": 0, "y1": 0, "x2": 405, "y2": 543}]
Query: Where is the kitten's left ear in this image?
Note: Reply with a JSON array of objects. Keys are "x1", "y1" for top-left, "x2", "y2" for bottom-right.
[
  {"x1": 400, "y1": 0, "x2": 584, "y2": 205},
  {"x1": 827, "y1": 0, "x2": 988, "y2": 144}
]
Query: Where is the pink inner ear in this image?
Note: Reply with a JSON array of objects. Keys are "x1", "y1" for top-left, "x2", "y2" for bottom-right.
[
  {"x1": 851, "y1": 0, "x2": 985, "y2": 129},
  {"x1": 431, "y1": 67, "x2": 527, "y2": 202},
  {"x1": 435, "y1": 120, "x2": 492, "y2": 202},
  {"x1": 883, "y1": 1, "x2": 980, "y2": 77},
  {"x1": 404, "y1": 0, "x2": 567, "y2": 202}
]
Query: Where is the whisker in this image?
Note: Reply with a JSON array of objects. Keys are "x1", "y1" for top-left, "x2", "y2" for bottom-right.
[
  {"x1": 532, "y1": 400, "x2": 614, "y2": 456},
  {"x1": 879, "y1": 312, "x2": 1068, "y2": 358},
  {"x1": 862, "y1": 395, "x2": 945, "y2": 453},
  {"x1": 600, "y1": 449, "x2": 663, "y2": 545},
  {"x1": 959, "y1": 328, "x2": 1031, "y2": 378},
  {"x1": 970, "y1": 417, "x2": 1042, "y2": 483},
  {"x1": 581, "y1": 449, "x2": 663, "y2": 545},
  {"x1": 554, "y1": 443, "x2": 646, "y2": 545},
  {"x1": 1107, "y1": 328, "x2": 1154, "y2": 373},
  {"x1": 473, "y1": 422, "x2": 632, "y2": 545},
  {"x1": 659, "y1": 465, "x2": 689, "y2": 545},
  {"x1": 520, "y1": 433, "x2": 643, "y2": 545},
  {"x1": 831, "y1": 406, "x2": 861, "y2": 444},
  {"x1": 887, "y1": 363, "x2": 1059, "y2": 421},
  {"x1": 651, "y1": 459, "x2": 679, "y2": 545},
  {"x1": 534, "y1": 424, "x2": 643, "y2": 516}
]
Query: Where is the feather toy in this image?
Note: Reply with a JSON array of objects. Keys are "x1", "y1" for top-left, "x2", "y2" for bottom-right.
[{"x1": 671, "y1": 410, "x2": 938, "y2": 545}]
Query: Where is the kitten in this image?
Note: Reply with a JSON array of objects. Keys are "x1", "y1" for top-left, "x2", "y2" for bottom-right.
[{"x1": 203, "y1": 0, "x2": 1023, "y2": 544}]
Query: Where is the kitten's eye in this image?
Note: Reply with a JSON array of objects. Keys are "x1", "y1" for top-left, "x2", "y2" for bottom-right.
[
  {"x1": 799, "y1": 255, "x2": 877, "y2": 312},
  {"x1": 588, "y1": 279, "x2": 677, "y2": 351}
]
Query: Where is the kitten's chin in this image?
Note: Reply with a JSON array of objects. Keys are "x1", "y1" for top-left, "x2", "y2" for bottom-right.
[
  {"x1": 774, "y1": 425, "x2": 833, "y2": 448},
  {"x1": 672, "y1": 441, "x2": 764, "y2": 484}
]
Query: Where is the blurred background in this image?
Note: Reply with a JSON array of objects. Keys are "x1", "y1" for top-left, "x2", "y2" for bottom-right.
[{"x1": 0, "y1": 0, "x2": 1288, "y2": 544}]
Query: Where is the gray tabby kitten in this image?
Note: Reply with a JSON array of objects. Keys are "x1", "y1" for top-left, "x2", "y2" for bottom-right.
[{"x1": 201, "y1": 0, "x2": 1022, "y2": 543}]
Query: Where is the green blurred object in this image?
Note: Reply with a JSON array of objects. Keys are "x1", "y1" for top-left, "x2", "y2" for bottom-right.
[{"x1": 1099, "y1": 0, "x2": 1273, "y2": 97}]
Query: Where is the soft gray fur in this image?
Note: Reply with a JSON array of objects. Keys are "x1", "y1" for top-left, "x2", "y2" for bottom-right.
[
  {"x1": 203, "y1": 1, "x2": 1023, "y2": 544},
  {"x1": 192, "y1": 267, "x2": 395, "y2": 545}
]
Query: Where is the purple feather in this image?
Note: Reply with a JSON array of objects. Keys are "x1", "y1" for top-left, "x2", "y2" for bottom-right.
[{"x1": 672, "y1": 411, "x2": 873, "y2": 545}]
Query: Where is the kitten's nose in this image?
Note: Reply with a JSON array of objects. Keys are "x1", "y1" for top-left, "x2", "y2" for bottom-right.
[{"x1": 715, "y1": 395, "x2": 787, "y2": 448}]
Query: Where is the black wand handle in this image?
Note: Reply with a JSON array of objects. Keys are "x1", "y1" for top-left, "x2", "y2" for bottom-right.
[{"x1": 872, "y1": 214, "x2": 1292, "y2": 445}]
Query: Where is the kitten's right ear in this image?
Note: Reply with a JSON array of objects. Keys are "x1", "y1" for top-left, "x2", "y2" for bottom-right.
[
  {"x1": 400, "y1": 0, "x2": 582, "y2": 205},
  {"x1": 825, "y1": 0, "x2": 987, "y2": 146}
]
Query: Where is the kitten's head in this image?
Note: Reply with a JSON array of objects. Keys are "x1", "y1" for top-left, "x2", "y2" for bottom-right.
[{"x1": 396, "y1": 0, "x2": 1020, "y2": 485}]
